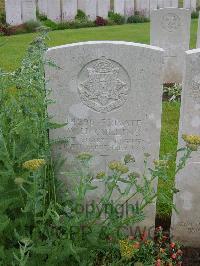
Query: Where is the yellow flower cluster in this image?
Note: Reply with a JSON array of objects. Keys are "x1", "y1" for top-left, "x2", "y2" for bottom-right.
[
  {"x1": 154, "y1": 160, "x2": 168, "y2": 167},
  {"x1": 119, "y1": 240, "x2": 133, "y2": 259},
  {"x1": 22, "y1": 159, "x2": 46, "y2": 171},
  {"x1": 7, "y1": 87, "x2": 18, "y2": 95},
  {"x1": 182, "y1": 134, "x2": 200, "y2": 145},
  {"x1": 96, "y1": 171, "x2": 106, "y2": 179},
  {"x1": 76, "y1": 152, "x2": 92, "y2": 161},
  {"x1": 108, "y1": 161, "x2": 129, "y2": 174}
]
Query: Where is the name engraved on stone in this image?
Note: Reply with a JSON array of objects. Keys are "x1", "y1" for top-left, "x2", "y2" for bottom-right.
[
  {"x1": 191, "y1": 75, "x2": 200, "y2": 104},
  {"x1": 161, "y1": 13, "x2": 181, "y2": 32},
  {"x1": 176, "y1": 221, "x2": 200, "y2": 233},
  {"x1": 78, "y1": 57, "x2": 131, "y2": 113},
  {"x1": 61, "y1": 118, "x2": 144, "y2": 153}
]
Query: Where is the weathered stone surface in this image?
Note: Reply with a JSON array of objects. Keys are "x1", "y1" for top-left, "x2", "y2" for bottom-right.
[
  {"x1": 191, "y1": 0, "x2": 197, "y2": 11},
  {"x1": 114, "y1": 0, "x2": 125, "y2": 16},
  {"x1": 38, "y1": 0, "x2": 48, "y2": 15},
  {"x1": 163, "y1": 0, "x2": 178, "y2": 7},
  {"x1": 183, "y1": 0, "x2": 191, "y2": 9},
  {"x1": 163, "y1": 0, "x2": 172, "y2": 7},
  {"x1": 150, "y1": 8, "x2": 191, "y2": 83},
  {"x1": 150, "y1": 0, "x2": 158, "y2": 13},
  {"x1": 171, "y1": 49, "x2": 200, "y2": 247},
  {"x1": 22, "y1": 0, "x2": 37, "y2": 23},
  {"x1": 157, "y1": 0, "x2": 164, "y2": 8},
  {"x1": 124, "y1": 0, "x2": 134, "y2": 17},
  {"x1": 5, "y1": 0, "x2": 22, "y2": 25},
  {"x1": 62, "y1": 0, "x2": 77, "y2": 21},
  {"x1": 172, "y1": 0, "x2": 178, "y2": 8},
  {"x1": 78, "y1": 0, "x2": 97, "y2": 20},
  {"x1": 46, "y1": 41, "x2": 164, "y2": 229},
  {"x1": 138, "y1": 0, "x2": 150, "y2": 17},
  {"x1": 184, "y1": 0, "x2": 196, "y2": 10},
  {"x1": 47, "y1": 0, "x2": 61, "y2": 22},
  {"x1": 97, "y1": 0, "x2": 110, "y2": 19}
]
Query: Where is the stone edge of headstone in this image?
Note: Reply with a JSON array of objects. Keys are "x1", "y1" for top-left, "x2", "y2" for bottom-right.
[{"x1": 47, "y1": 41, "x2": 164, "y2": 53}]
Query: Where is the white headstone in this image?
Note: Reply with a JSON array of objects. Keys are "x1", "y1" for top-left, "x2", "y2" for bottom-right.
[
  {"x1": 5, "y1": 0, "x2": 22, "y2": 25},
  {"x1": 139, "y1": 0, "x2": 150, "y2": 17},
  {"x1": 157, "y1": 0, "x2": 164, "y2": 8},
  {"x1": 171, "y1": 49, "x2": 200, "y2": 247},
  {"x1": 184, "y1": 0, "x2": 196, "y2": 10},
  {"x1": 150, "y1": 0, "x2": 158, "y2": 13},
  {"x1": 22, "y1": 0, "x2": 37, "y2": 23},
  {"x1": 124, "y1": 0, "x2": 134, "y2": 17},
  {"x1": 163, "y1": 0, "x2": 172, "y2": 7},
  {"x1": 78, "y1": 0, "x2": 97, "y2": 20},
  {"x1": 172, "y1": 0, "x2": 178, "y2": 8},
  {"x1": 191, "y1": 0, "x2": 197, "y2": 11},
  {"x1": 114, "y1": 0, "x2": 125, "y2": 16},
  {"x1": 47, "y1": 0, "x2": 61, "y2": 22},
  {"x1": 46, "y1": 41, "x2": 164, "y2": 230},
  {"x1": 97, "y1": 0, "x2": 110, "y2": 19},
  {"x1": 62, "y1": 0, "x2": 77, "y2": 21},
  {"x1": 150, "y1": 8, "x2": 191, "y2": 83},
  {"x1": 38, "y1": 0, "x2": 48, "y2": 15},
  {"x1": 183, "y1": 0, "x2": 190, "y2": 9}
]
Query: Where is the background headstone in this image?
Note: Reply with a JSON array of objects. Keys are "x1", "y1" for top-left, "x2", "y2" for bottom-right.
[
  {"x1": 150, "y1": 8, "x2": 191, "y2": 83},
  {"x1": 114, "y1": 0, "x2": 125, "y2": 16},
  {"x1": 124, "y1": 0, "x2": 134, "y2": 17},
  {"x1": 61, "y1": 0, "x2": 77, "y2": 21},
  {"x1": 139, "y1": 0, "x2": 150, "y2": 17},
  {"x1": 150, "y1": 0, "x2": 158, "y2": 14},
  {"x1": 172, "y1": 0, "x2": 179, "y2": 8},
  {"x1": 38, "y1": 0, "x2": 48, "y2": 16},
  {"x1": 78, "y1": 0, "x2": 97, "y2": 20},
  {"x1": 97, "y1": 0, "x2": 110, "y2": 19},
  {"x1": 47, "y1": 0, "x2": 61, "y2": 22},
  {"x1": 191, "y1": 0, "x2": 197, "y2": 10},
  {"x1": 22, "y1": 0, "x2": 37, "y2": 23},
  {"x1": 184, "y1": 0, "x2": 196, "y2": 10},
  {"x1": 164, "y1": 0, "x2": 172, "y2": 7},
  {"x1": 46, "y1": 41, "x2": 164, "y2": 230},
  {"x1": 157, "y1": 0, "x2": 164, "y2": 8},
  {"x1": 171, "y1": 49, "x2": 200, "y2": 247},
  {"x1": 5, "y1": 0, "x2": 22, "y2": 25}
]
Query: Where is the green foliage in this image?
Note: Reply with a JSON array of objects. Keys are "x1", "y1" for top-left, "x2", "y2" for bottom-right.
[
  {"x1": 127, "y1": 14, "x2": 150, "y2": 24},
  {"x1": 108, "y1": 11, "x2": 125, "y2": 24},
  {"x1": 163, "y1": 83, "x2": 182, "y2": 102},
  {"x1": 24, "y1": 20, "x2": 42, "y2": 33},
  {"x1": 75, "y1": 9, "x2": 88, "y2": 20},
  {"x1": 0, "y1": 11, "x2": 5, "y2": 24},
  {"x1": 191, "y1": 11, "x2": 199, "y2": 19},
  {"x1": 37, "y1": 13, "x2": 48, "y2": 22}
]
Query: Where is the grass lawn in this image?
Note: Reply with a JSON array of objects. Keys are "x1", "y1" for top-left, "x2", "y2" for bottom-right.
[{"x1": 0, "y1": 20, "x2": 198, "y2": 218}]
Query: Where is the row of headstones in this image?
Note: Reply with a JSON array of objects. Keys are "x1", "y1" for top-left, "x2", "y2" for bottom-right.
[
  {"x1": 5, "y1": 0, "x2": 198, "y2": 26},
  {"x1": 46, "y1": 7, "x2": 200, "y2": 247},
  {"x1": 152, "y1": 8, "x2": 200, "y2": 84},
  {"x1": 5, "y1": 0, "x2": 36, "y2": 26}
]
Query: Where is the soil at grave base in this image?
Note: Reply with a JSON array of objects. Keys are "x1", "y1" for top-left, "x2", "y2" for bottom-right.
[
  {"x1": 182, "y1": 247, "x2": 200, "y2": 265},
  {"x1": 155, "y1": 216, "x2": 200, "y2": 266}
]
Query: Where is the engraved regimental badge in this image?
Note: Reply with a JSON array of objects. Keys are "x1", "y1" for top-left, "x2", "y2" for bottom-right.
[
  {"x1": 161, "y1": 13, "x2": 181, "y2": 32},
  {"x1": 78, "y1": 57, "x2": 130, "y2": 113}
]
